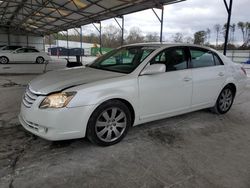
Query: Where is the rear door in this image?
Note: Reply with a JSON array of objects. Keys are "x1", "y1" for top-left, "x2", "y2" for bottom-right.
[
  {"x1": 26, "y1": 48, "x2": 40, "y2": 62},
  {"x1": 138, "y1": 46, "x2": 193, "y2": 119},
  {"x1": 189, "y1": 47, "x2": 226, "y2": 107},
  {"x1": 12, "y1": 48, "x2": 26, "y2": 62}
]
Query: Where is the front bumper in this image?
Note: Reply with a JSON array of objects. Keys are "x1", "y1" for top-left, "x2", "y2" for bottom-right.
[{"x1": 19, "y1": 100, "x2": 95, "y2": 141}]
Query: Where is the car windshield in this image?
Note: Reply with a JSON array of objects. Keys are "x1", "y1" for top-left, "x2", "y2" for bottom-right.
[{"x1": 89, "y1": 46, "x2": 156, "y2": 74}]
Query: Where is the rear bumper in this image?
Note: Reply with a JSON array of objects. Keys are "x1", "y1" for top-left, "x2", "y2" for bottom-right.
[{"x1": 19, "y1": 101, "x2": 95, "y2": 141}]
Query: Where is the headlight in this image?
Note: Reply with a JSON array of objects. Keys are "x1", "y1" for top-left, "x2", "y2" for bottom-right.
[{"x1": 39, "y1": 92, "x2": 76, "y2": 109}]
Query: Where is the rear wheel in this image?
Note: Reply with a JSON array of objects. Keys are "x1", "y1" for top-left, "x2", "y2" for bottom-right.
[
  {"x1": 212, "y1": 86, "x2": 235, "y2": 114},
  {"x1": 87, "y1": 100, "x2": 131, "y2": 146},
  {"x1": 36, "y1": 56, "x2": 44, "y2": 64},
  {"x1": 0, "y1": 56, "x2": 9, "y2": 64}
]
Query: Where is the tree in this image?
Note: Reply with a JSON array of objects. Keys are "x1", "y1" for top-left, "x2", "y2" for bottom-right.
[
  {"x1": 172, "y1": 32, "x2": 184, "y2": 43},
  {"x1": 206, "y1": 28, "x2": 211, "y2": 44},
  {"x1": 237, "y1": 21, "x2": 250, "y2": 46},
  {"x1": 184, "y1": 36, "x2": 194, "y2": 44},
  {"x1": 101, "y1": 24, "x2": 122, "y2": 48},
  {"x1": 145, "y1": 32, "x2": 159, "y2": 42},
  {"x1": 125, "y1": 27, "x2": 144, "y2": 44},
  {"x1": 214, "y1": 24, "x2": 221, "y2": 46},
  {"x1": 194, "y1": 30, "x2": 206, "y2": 45},
  {"x1": 222, "y1": 23, "x2": 235, "y2": 44}
]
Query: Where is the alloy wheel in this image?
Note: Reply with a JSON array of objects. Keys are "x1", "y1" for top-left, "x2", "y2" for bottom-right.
[
  {"x1": 95, "y1": 107, "x2": 127, "y2": 143},
  {"x1": 218, "y1": 88, "x2": 233, "y2": 112}
]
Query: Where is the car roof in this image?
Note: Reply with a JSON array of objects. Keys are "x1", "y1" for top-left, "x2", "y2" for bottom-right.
[{"x1": 123, "y1": 42, "x2": 214, "y2": 51}]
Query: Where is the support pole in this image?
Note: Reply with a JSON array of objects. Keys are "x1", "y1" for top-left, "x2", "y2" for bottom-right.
[
  {"x1": 7, "y1": 32, "x2": 10, "y2": 45},
  {"x1": 114, "y1": 16, "x2": 124, "y2": 46},
  {"x1": 26, "y1": 35, "x2": 29, "y2": 47},
  {"x1": 223, "y1": 0, "x2": 233, "y2": 55},
  {"x1": 57, "y1": 33, "x2": 59, "y2": 58},
  {"x1": 92, "y1": 22, "x2": 102, "y2": 55},
  {"x1": 43, "y1": 36, "x2": 45, "y2": 52},
  {"x1": 67, "y1": 30, "x2": 69, "y2": 59},
  {"x1": 160, "y1": 6, "x2": 164, "y2": 42},
  {"x1": 99, "y1": 22, "x2": 102, "y2": 54},
  {"x1": 152, "y1": 5, "x2": 164, "y2": 42},
  {"x1": 80, "y1": 26, "x2": 83, "y2": 62},
  {"x1": 49, "y1": 35, "x2": 51, "y2": 55}
]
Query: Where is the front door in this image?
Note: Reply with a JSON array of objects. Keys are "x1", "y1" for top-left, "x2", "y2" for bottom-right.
[{"x1": 138, "y1": 47, "x2": 193, "y2": 120}]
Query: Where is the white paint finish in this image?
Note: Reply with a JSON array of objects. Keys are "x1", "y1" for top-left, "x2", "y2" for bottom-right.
[
  {"x1": 19, "y1": 43, "x2": 247, "y2": 141},
  {"x1": 30, "y1": 67, "x2": 125, "y2": 94},
  {"x1": 191, "y1": 65, "x2": 226, "y2": 106},
  {"x1": 139, "y1": 69, "x2": 192, "y2": 119}
]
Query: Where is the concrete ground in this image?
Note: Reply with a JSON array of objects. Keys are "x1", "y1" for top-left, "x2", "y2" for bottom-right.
[{"x1": 0, "y1": 64, "x2": 250, "y2": 188}]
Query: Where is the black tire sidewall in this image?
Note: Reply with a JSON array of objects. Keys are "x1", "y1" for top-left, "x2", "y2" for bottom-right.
[
  {"x1": 0, "y1": 56, "x2": 9, "y2": 64},
  {"x1": 87, "y1": 100, "x2": 131, "y2": 146},
  {"x1": 36, "y1": 57, "x2": 44, "y2": 64},
  {"x1": 216, "y1": 86, "x2": 234, "y2": 114}
]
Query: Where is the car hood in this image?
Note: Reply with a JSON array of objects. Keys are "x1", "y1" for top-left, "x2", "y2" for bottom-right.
[{"x1": 29, "y1": 67, "x2": 125, "y2": 94}]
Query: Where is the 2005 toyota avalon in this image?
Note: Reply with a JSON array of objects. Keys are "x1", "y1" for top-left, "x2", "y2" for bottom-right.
[{"x1": 19, "y1": 43, "x2": 247, "y2": 146}]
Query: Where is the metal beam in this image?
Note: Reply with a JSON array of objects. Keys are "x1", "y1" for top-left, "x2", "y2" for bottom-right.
[
  {"x1": 223, "y1": 0, "x2": 233, "y2": 55},
  {"x1": 152, "y1": 5, "x2": 164, "y2": 42},
  {"x1": 67, "y1": 29, "x2": 69, "y2": 59},
  {"x1": 80, "y1": 26, "x2": 83, "y2": 62},
  {"x1": 92, "y1": 22, "x2": 102, "y2": 54},
  {"x1": 8, "y1": 0, "x2": 28, "y2": 24},
  {"x1": 114, "y1": 16, "x2": 124, "y2": 46}
]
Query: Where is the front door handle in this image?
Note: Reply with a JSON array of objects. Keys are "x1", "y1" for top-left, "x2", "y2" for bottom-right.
[
  {"x1": 183, "y1": 77, "x2": 192, "y2": 82},
  {"x1": 218, "y1": 72, "x2": 225, "y2": 77}
]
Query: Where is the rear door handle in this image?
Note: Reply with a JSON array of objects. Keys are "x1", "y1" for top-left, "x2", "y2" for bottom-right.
[
  {"x1": 183, "y1": 77, "x2": 192, "y2": 82},
  {"x1": 218, "y1": 72, "x2": 224, "y2": 77}
]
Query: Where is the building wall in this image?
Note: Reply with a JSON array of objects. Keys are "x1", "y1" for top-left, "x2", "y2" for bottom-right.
[{"x1": 0, "y1": 29, "x2": 44, "y2": 51}]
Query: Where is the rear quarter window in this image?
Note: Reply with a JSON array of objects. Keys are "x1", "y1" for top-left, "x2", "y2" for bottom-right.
[{"x1": 190, "y1": 48, "x2": 215, "y2": 68}]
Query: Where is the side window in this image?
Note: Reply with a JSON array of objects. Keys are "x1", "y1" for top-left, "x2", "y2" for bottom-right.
[
  {"x1": 27, "y1": 49, "x2": 39, "y2": 53},
  {"x1": 150, "y1": 51, "x2": 166, "y2": 64},
  {"x1": 16, "y1": 49, "x2": 25, "y2": 53},
  {"x1": 150, "y1": 48, "x2": 187, "y2": 71},
  {"x1": 213, "y1": 53, "x2": 224, "y2": 65},
  {"x1": 190, "y1": 48, "x2": 215, "y2": 68}
]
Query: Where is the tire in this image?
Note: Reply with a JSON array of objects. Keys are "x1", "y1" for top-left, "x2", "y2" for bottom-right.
[
  {"x1": 0, "y1": 56, "x2": 9, "y2": 64},
  {"x1": 87, "y1": 100, "x2": 131, "y2": 146},
  {"x1": 36, "y1": 56, "x2": 45, "y2": 64},
  {"x1": 212, "y1": 86, "x2": 235, "y2": 114}
]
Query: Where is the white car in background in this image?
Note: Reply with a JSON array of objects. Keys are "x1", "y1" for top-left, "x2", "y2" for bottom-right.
[
  {"x1": 0, "y1": 47, "x2": 51, "y2": 64},
  {"x1": 0, "y1": 45, "x2": 22, "y2": 52},
  {"x1": 19, "y1": 43, "x2": 247, "y2": 146}
]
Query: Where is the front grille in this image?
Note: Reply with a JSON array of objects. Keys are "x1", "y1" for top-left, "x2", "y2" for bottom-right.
[{"x1": 22, "y1": 86, "x2": 38, "y2": 108}]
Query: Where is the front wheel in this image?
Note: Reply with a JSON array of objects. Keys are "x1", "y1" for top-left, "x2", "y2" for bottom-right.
[
  {"x1": 87, "y1": 100, "x2": 131, "y2": 146},
  {"x1": 212, "y1": 86, "x2": 235, "y2": 114},
  {"x1": 0, "y1": 56, "x2": 9, "y2": 64},
  {"x1": 36, "y1": 56, "x2": 45, "y2": 64}
]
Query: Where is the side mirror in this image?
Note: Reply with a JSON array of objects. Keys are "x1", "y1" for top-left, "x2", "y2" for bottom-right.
[
  {"x1": 12, "y1": 51, "x2": 17, "y2": 54},
  {"x1": 140, "y1": 64, "x2": 166, "y2": 75}
]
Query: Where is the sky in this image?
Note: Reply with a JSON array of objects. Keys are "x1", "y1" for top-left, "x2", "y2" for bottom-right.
[{"x1": 78, "y1": 0, "x2": 250, "y2": 45}]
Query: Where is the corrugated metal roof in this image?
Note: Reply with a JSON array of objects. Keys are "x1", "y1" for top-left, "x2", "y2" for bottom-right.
[{"x1": 0, "y1": 0, "x2": 184, "y2": 35}]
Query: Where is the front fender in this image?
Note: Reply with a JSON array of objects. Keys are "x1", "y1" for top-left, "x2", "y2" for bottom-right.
[{"x1": 66, "y1": 77, "x2": 139, "y2": 117}]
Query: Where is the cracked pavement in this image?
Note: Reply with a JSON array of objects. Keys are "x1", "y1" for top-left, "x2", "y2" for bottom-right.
[{"x1": 0, "y1": 74, "x2": 250, "y2": 188}]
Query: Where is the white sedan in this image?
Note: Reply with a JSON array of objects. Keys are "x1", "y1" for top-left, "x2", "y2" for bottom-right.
[
  {"x1": 0, "y1": 47, "x2": 51, "y2": 64},
  {"x1": 19, "y1": 43, "x2": 247, "y2": 146}
]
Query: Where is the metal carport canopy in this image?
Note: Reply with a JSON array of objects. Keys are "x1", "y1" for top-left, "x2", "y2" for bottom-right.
[{"x1": 0, "y1": 0, "x2": 184, "y2": 35}]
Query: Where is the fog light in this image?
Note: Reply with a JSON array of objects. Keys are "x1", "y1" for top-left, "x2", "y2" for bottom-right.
[{"x1": 38, "y1": 126, "x2": 48, "y2": 133}]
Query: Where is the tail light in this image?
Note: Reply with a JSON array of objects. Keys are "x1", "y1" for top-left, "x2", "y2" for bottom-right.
[{"x1": 241, "y1": 67, "x2": 247, "y2": 76}]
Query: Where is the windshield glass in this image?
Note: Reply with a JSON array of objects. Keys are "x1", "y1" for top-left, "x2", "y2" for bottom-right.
[{"x1": 89, "y1": 46, "x2": 156, "y2": 74}]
